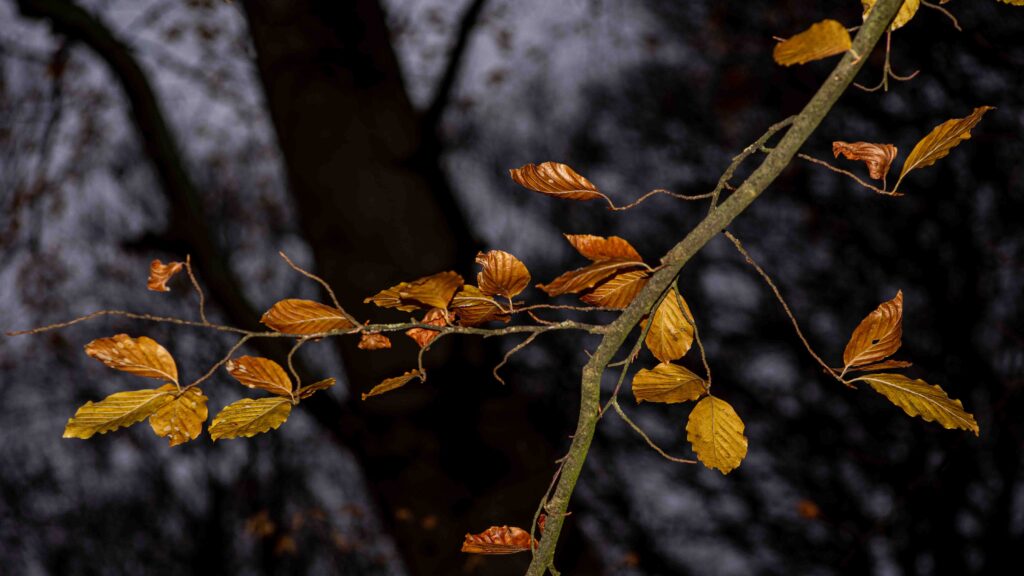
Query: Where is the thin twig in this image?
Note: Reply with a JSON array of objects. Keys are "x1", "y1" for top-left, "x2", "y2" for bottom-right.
[
  {"x1": 610, "y1": 398, "x2": 696, "y2": 464},
  {"x1": 606, "y1": 189, "x2": 716, "y2": 211},
  {"x1": 672, "y1": 286, "x2": 712, "y2": 389},
  {"x1": 184, "y1": 254, "x2": 209, "y2": 324},
  {"x1": 6, "y1": 310, "x2": 253, "y2": 336},
  {"x1": 797, "y1": 153, "x2": 901, "y2": 196},
  {"x1": 286, "y1": 337, "x2": 310, "y2": 391},
  {"x1": 182, "y1": 334, "x2": 253, "y2": 392},
  {"x1": 707, "y1": 116, "x2": 796, "y2": 215},
  {"x1": 493, "y1": 331, "x2": 542, "y2": 385},
  {"x1": 278, "y1": 250, "x2": 360, "y2": 325},
  {"x1": 921, "y1": 0, "x2": 961, "y2": 31}
]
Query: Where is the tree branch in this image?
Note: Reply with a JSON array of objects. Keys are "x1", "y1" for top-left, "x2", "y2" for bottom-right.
[
  {"x1": 421, "y1": 0, "x2": 488, "y2": 132},
  {"x1": 525, "y1": 1, "x2": 905, "y2": 572}
]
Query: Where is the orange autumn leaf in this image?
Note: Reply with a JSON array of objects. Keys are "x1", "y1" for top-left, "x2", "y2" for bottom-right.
[
  {"x1": 564, "y1": 234, "x2": 643, "y2": 262},
  {"x1": 896, "y1": 106, "x2": 994, "y2": 190},
  {"x1": 843, "y1": 291, "x2": 903, "y2": 370},
  {"x1": 362, "y1": 369, "x2": 423, "y2": 400},
  {"x1": 450, "y1": 285, "x2": 509, "y2": 326},
  {"x1": 358, "y1": 331, "x2": 392, "y2": 350},
  {"x1": 581, "y1": 269, "x2": 650, "y2": 309},
  {"x1": 461, "y1": 525, "x2": 536, "y2": 555},
  {"x1": 773, "y1": 19, "x2": 852, "y2": 66},
  {"x1": 832, "y1": 141, "x2": 899, "y2": 181},
  {"x1": 226, "y1": 356, "x2": 293, "y2": 397},
  {"x1": 476, "y1": 250, "x2": 531, "y2": 298},
  {"x1": 84, "y1": 334, "x2": 179, "y2": 384},
  {"x1": 406, "y1": 308, "x2": 449, "y2": 348},
  {"x1": 846, "y1": 359, "x2": 913, "y2": 373},
  {"x1": 261, "y1": 299, "x2": 355, "y2": 334},
  {"x1": 509, "y1": 162, "x2": 607, "y2": 202},
  {"x1": 297, "y1": 377, "x2": 337, "y2": 400},
  {"x1": 149, "y1": 384, "x2": 208, "y2": 446},
  {"x1": 147, "y1": 259, "x2": 184, "y2": 292},
  {"x1": 642, "y1": 289, "x2": 695, "y2": 363},
  {"x1": 365, "y1": 271, "x2": 463, "y2": 312},
  {"x1": 538, "y1": 259, "x2": 645, "y2": 297}
]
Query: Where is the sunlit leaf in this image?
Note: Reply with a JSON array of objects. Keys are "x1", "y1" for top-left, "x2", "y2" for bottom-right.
[
  {"x1": 846, "y1": 359, "x2": 913, "y2": 373},
  {"x1": 564, "y1": 234, "x2": 643, "y2": 262},
  {"x1": 85, "y1": 334, "x2": 178, "y2": 384},
  {"x1": 642, "y1": 289, "x2": 695, "y2": 363},
  {"x1": 855, "y1": 373, "x2": 979, "y2": 435},
  {"x1": 632, "y1": 362, "x2": 705, "y2": 404},
  {"x1": 861, "y1": 0, "x2": 920, "y2": 30},
  {"x1": 832, "y1": 141, "x2": 899, "y2": 181},
  {"x1": 476, "y1": 250, "x2": 531, "y2": 298},
  {"x1": 538, "y1": 260, "x2": 645, "y2": 297},
  {"x1": 358, "y1": 332, "x2": 392, "y2": 350},
  {"x1": 450, "y1": 285, "x2": 509, "y2": 326},
  {"x1": 406, "y1": 308, "x2": 449, "y2": 348},
  {"x1": 362, "y1": 369, "x2": 423, "y2": 400},
  {"x1": 209, "y1": 397, "x2": 292, "y2": 440},
  {"x1": 64, "y1": 388, "x2": 174, "y2": 439},
  {"x1": 897, "y1": 106, "x2": 994, "y2": 185},
  {"x1": 226, "y1": 356, "x2": 293, "y2": 397},
  {"x1": 461, "y1": 525, "x2": 535, "y2": 554},
  {"x1": 581, "y1": 269, "x2": 650, "y2": 309},
  {"x1": 297, "y1": 378, "x2": 336, "y2": 400},
  {"x1": 843, "y1": 291, "x2": 903, "y2": 370},
  {"x1": 365, "y1": 271, "x2": 464, "y2": 312},
  {"x1": 686, "y1": 396, "x2": 748, "y2": 474},
  {"x1": 149, "y1": 384, "x2": 208, "y2": 446},
  {"x1": 261, "y1": 299, "x2": 355, "y2": 334},
  {"x1": 773, "y1": 19, "x2": 852, "y2": 66},
  {"x1": 997, "y1": 0, "x2": 1024, "y2": 5},
  {"x1": 147, "y1": 259, "x2": 184, "y2": 292},
  {"x1": 509, "y1": 161, "x2": 606, "y2": 201}
]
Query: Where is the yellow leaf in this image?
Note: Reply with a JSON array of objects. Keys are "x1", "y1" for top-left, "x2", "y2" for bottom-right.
[
  {"x1": 686, "y1": 396, "x2": 748, "y2": 474},
  {"x1": 564, "y1": 234, "x2": 643, "y2": 262},
  {"x1": 509, "y1": 161, "x2": 607, "y2": 201},
  {"x1": 773, "y1": 19, "x2": 852, "y2": 66},
  {"x1": 855, "y1": 373, "x2": 979, "y2": 435},
  {"x1": 998, "y1": 0, "x2": 1024, "y2": 5},
  {"x1": 64, "y1": 388, "x2": 175, "y2": 439},
  {"x1": 226, "y1": 356, "x2": 293, "y2": 397},
  {"x1": 362, "y1": 369, "x2": 422, "y2": 400},
  {"x1": 84, "y1": 334, "x2": 178, "y2": 384},
  {"x1": 297, "y1": 378, "x2": 336, "y2": 400},
  {"x1": 149, "y1": 385, "x2": 208, "y2": 446},
  {"x1": 209, "y1": 397, "x2": 292, "y2": 441},
  {"x1": 832, "y1": 141, "x2": 899, "y2": 181},
  {"x1": 896, "y1": 106, "x2": 994, "y2": 188},
  {"x1": 405, "y1": 308, "x2": 449, "y2": 348},
  {"x1": 861, "y1": 0, "x2": 920, "y2": 30},
  {"x1": 147, "y1": 259, "x2": 184, "y2": 292},
  {"x1": 632, "y1": 363, "x2": 706, "y2": 404},
  {"x1": 357, "y1": 332, "x2": 392, "y2": 350},
  {"x1": 538, "y1": 259, "x2": 645, "y2": 297},
  {"x1": 364, "y1": 271, "x2": 464, "y2": 312},
  {"x1": 476, "y1": 250, "x2": 531, "y2": 298},
  {"x1": 450, "y1": 285, "x2": 509, "y2": 326},
  {"x1": 461, "y1": 525, "x2": 535, "y2": 555},
  {"x1": 581, "y1": 269, "x2": 650, "y2": 309},
  {"x1": 843, "y1": 291, "x2": 903, "y2": 370},
  {"x1": 261, "y1": 299, "x2": 354, "y2": 334},
  {"x1": 643, "y1": 289, "x2": 695, "y2": 363}
]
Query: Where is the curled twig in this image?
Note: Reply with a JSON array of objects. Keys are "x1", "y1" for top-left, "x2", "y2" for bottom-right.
[
  {"x1": 184, "y1": 255, "x2": 208, "y2": 325},
  {"x1": 610, "y1": 398, "x2": 696, "y2": 464}
]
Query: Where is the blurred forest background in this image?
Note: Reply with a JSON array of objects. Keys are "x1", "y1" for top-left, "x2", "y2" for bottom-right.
[{"x1": 1, "y1": 1, "x2": 1022, "y2": 574}]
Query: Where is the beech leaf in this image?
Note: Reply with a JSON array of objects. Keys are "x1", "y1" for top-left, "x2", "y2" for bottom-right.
[
  {"x1": 358, "y1": 332, "x2": 392, "y2": 350},
  {"x1": 64, "y1": 388, "x2": 175, "y2": 439},
  {"x1": 209, "y1": 397, "x2": 292, "y2": 441},
  {"x1": 997, "y1": 0, "x2": 1024, "y2": 5},
  {"x1": 461, "y1": 525, "x2": 535, "y2": 555},
  {"x1": 846, "y1": 359, "x2": 913, "y2": 373},
  {"x1": 686, "y1": 396, "x2": 748, "y2": 474},
  {"x1": 832, "y1": 141, "x2": 898, "y2": 181},
  {"x1": 85, "y1": 334, "x2": 179, "y2": 384},
  {"x1": 843, "y1": 291, "x2": 903, "y2": 370},
  {"x1": 509, "y1": 161, "x2": 606, "y2": 201},
  {"x1": 476, "y1": 250, "x2": 531, "y2": 298},
  {"x1": 149, "y1": 385, "x2": 208, "y2": 446},
  {"x1": 861, "y1": 0, "x2": 920, "y2": 30},
  {"x1": 581, "y1": 269, "x2": 650, "y2": 309},
  {"x1": 855, "y1": 373, "x2": 979, "y2": 435},
  {"x1": 365, "y1": 271, "x2": 463, "y2": 312},
  {"x1": 362, "y1": 369, "x2": 423, "y2": 400},
  {"x1": 226, "y1": 356, "x2": 293, "y2": 397},
  {"x1": 405, "y1": 308, "x2": 449, "y2": 348},
  {"x1": 564, "y1": 234, "x2": 643, "y2": 262},
  {"x1": 773, "y1": 19, "x2": 852, "y2": 66},
  {"x1": 261, "y1": 299, "x2": 354, "y2": 334},
  {"x1": 297, "y1": 378, "x2": 337, "y2": 400},
  {"x1": 450, "y1": 285, "x2": 509, "y2": 326},
  {"x1": 642, "y1": 289, "x2": 695, "y2": 363},
  {"x1": 898, "y1": 106, "x2": 994, "y2": 185},
  {"x1": 147, "y1": 259, "x2": 184, "y2": 292},
  {"x1": 538, "y1": 259, "x2": 646, "y2": 297},
  {"x1": 632, "y1": 362, "x2": 706, "y2": 404}
]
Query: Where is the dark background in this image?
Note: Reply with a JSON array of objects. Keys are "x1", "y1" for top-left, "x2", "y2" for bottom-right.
[{"x1": 1, "y1": 1, "x2": 1022, "y2": 574}]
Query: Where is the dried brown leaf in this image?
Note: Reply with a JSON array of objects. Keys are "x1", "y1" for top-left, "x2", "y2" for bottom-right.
[
  {"x1": 365, "y1": 271, "x2": 464, "y2": 312},
  {"x1": 226, "y1": 356, "x2": 293, "y2": 397},
  {"x1": 147, "y1": 259, "x2": 184, "y2": 292},
  {"x1": 686, "y1": 396, "x2": 748, "y2": 474},
  {"x1": 298, "y1": 378, "x2": 337, "y2": 400},
  {"x1": 64, "y1": 387, "x2": 175, "y2": 439},
  {"x1": 773, "y1": 19, "x2": 852, "y2": 66},
  {"x1": 509, "y1": 161, "x2": 606, "y2": 201},
  {"x1": 898, "y1": 106, "x2": 995, "y2": 184},
  {"x1": 846, "y1": 359, "x2": 913, "y2": 373},
  {"x1": 642, "y1": 289, "x2": 695, "y2": 363},
  {"x1": 832, "y1": 141, "x2": 899, "y2": 181},
  {"x1": 362, "y1": 369, "x2": 423, "y2": 400},
  {"x1": 85, "y1": 334, "x2": 179, "y2": 384},
  {"x1": 450, "y1": 285, "x2": 509, "y2": 326},
  {"x1": 538, "y1": 259, "x2": 645, "y2": 297},
  {"x1": 461, "y1": 525, "x2": 535, "y2": 555},
  {"x1": 406, "y1": 308, "x2": 449, "y2": 348},
  {"x1": 261, "y1": 299, "x2": 355, "y2": 334},
  {"x1": 476, "y1": 250, "x2": 531, "y2": 298},
  {"x1": 580, "y1": 270, "x2": 650, "y2": 309},
  {"x1": 843, "y1": 291, "x2": 903, "y2": 370},
  {"x1": 564, "y1": 234, "x2": 643, "y2": 262},
  {"x1": 358, "y1": 332, "x2": 392, "y2": 350},
  {"x1": 149, "y1": 385, "x2": 208, "y2": 446},
  {"x1": 632, "y1": 362, "x2": 705, "y2": 404},
  {"x1": 856, "y1": 373, "x2": 979, "y2": 435}
]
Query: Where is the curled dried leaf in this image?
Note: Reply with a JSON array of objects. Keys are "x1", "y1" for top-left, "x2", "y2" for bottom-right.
[
  {"x1": 897, "y1": 106, "x2": 994, "y2": 186},
  {"x1": 461, "y1": 525, "x2": 535, "y2": 555},
  {"x1": 298, "y1": 377, "x2": 336, "y2": 400},
  {"x1": 149, "y1": 385, "x2": 208, "y2": 446},
  {"x1": 686, "y1": 396, "x2": 748, "y2": 474},
  {"x1": 365, "y1": 271, "x2": 464, "y2": 312},
  {"x1": 581, "y1": 269, "x2": 650, "y2": 309},
  {"x1": 450, "y1": 285, "x2": 509, "y2": 326},
  {"x1": 476, "y1": 250, "x2": 531, "y2": 298},
  {"x1": 362, "y1": 369, "x2": 423, "y2": 400},
  {"x1": 509, "y1": 162, "x2": 607, "y2": 201},
  {"x1": 632, "y1": 362, "x2": 706, "y2": 404},
  {"x1": 147, "y1": 259, "x2": 184, "y2": 292},
  {"x1": 406, "y1": 308, "x2": 449, "y2": 348},
  {"x1": 855, "y1": 373, "x2": 979, "y2": 435},
  {"x1": 642, "y1": 289, "x2": 695, "y2": 363},
  {"x1": 564, "y1": 234, "x2": 643, "y2": 262},
  {"x1": 843, "y1": 291, "x2": 903, "y2": 370},
  {"x1": 85, "y1": 334, "x2": 179, "y2": 384},
  {"x1": 773, "y1": 19, "x2": 852, "y2": 66},
  {"x1": 209, "y1": 397, "x2": 292, "y2": 441},
  {"x1": 64, "y1": 388, "x2": 175, "y2": 439},
  {"x1": 832, "y1": 141, "x2": 899, "y2": 181},
  {"x1": 226, "y1": 356, "x2": 293, "y2": 397},
  {"x1": 358, "y1": 332, "x2": 392, "y2": 350},
  {"x1": 861, "y1": 0, "x2": 920, "y2": 30},
  {"x1": 538, "y1": 260, "x2": 645, "y2": 297},
  {"x1": 261, "y1": 299, "x2": 355, "y2": 334}
]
